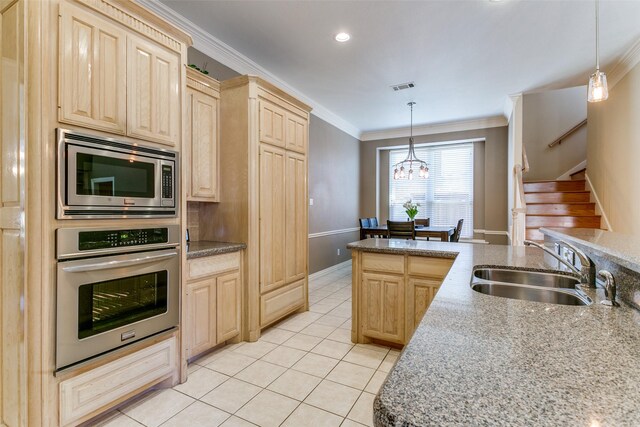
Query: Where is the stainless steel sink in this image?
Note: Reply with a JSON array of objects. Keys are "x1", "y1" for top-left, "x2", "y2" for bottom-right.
[
  {"x1": 471, "y1": 282, "x2": 592, "y2": 306},
  {"x1": 473, "y1": 268, "x2": 580, "y2": 289},
  {"x1": 470, "y1": 267, "x2": 593, "y2": 306}
]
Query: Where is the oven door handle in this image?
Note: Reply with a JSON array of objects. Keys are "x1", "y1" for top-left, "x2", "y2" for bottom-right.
[{"x1": 61, "y1": 251, "x2": 178, "y2": 273}]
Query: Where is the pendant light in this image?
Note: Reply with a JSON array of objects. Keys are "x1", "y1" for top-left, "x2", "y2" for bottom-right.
[
  {"x1": 393, "y1": 102, "x2": 429, "y2": 180},
  {"x1": 588, "y1": 0, "x2": 608, "y2": 102}
]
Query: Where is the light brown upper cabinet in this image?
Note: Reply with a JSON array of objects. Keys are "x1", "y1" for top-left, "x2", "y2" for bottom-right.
[
  {"x1": 259, "y1": 100, "x2": 286, "y2": 148},
  {"x1": 59, "y1": 1, "x2": 127, "y2": 134},
  {"x1": 127, "y1": 35, "x2": 180, "y2": 146},
  {"x1": 58, "y1": 1, "x2": 182, "y2": 147},
  {"x1": 286, "y1": 112, "x2": 308, "y2": 154},
  {"x1": 185, "y1": 67, "x2": 220, "y2": 201}
]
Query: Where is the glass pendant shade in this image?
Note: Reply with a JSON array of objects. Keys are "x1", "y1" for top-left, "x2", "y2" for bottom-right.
[
  {"x1": 588, "y1": 70, "x2": 608, "y2": 102},
  {"x1": 587, "y1": 0, "x2": 608, "y2": 103}
]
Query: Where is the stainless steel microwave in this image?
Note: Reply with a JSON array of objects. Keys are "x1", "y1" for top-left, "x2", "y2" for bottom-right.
[{"x1": 57, "y1": 129, "x2": 178, "y2": 219}]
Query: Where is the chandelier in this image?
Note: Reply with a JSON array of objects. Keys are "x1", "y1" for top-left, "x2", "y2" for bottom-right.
[
  {"x1": 587, "y1": 0, "x2": 608, "y2": 102},
  {"x1": 393, "y1": 102, "x2": 429, "y2": 180}
]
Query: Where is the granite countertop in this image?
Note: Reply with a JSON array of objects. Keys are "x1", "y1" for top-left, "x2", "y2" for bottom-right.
[
  {"x1": 541, "y1": 227, "x2": 640, "y2": 275},
  {"x1": 348, "y1": 239, "x2": 640, "y2": 427},
  {"x1": 186, "y1": 240, "x2": 246, "y2": 259}
]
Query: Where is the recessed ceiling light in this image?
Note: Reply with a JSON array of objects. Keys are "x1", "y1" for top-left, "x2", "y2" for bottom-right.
[{"x1": 335, "y1": 32, "x2": 351, "y2": 42}]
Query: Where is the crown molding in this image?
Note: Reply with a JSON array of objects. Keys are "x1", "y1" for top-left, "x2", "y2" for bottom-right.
[
  {"x1": 608, "y1": 37, "x2": 640, "y2": 90},
  {"x1": 136, "y1": 0, "x2": 361, "y2": 139},
  {"x1": 360, "y1": 115, "x2": 508, "y2": 142}
]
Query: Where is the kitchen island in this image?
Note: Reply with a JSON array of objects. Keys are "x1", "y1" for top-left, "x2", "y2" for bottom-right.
[{"x1": 347, "y1": 238, "x2": 640, "y2": 427}]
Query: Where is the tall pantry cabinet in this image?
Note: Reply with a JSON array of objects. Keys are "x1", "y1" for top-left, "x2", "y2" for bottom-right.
[{"x1": 201, "y1": 75, "x2": 310, "y2": 341}]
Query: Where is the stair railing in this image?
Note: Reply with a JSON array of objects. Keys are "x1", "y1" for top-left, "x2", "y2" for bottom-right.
[
  {"x1": 548, "y1": 119, "x2": 587, "y2": 148},
  {"x1": 511, "y1": 145, "x2": 528, "y2": 246}
]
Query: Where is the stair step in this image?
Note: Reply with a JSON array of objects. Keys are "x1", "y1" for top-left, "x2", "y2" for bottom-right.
[
  {"x1": 526, "y1": 203, "x2": 596, "y2": 216},
  {"x1": 525, "y1": 191, "x2": 591, "y2": 203},
  {"x1": 570, "y1": 168, "x2": 586, "y2": 181},
  {"x1": 523, "y1": 180, "x2": 586, "y2": 193},
  {"x1": 526, "y1": 215, "x2": 601, "y2": 228}
]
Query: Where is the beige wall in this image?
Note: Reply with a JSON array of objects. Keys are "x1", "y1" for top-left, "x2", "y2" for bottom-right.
[
  {"x1": 360, "y1": 127, "x2": 509, "y2": 244},
  {"x1": 187, "y1": 47, "x2": 240, "y2": 81},
  {"x1": 587, "y1": 61, "x2": 640, "y2": 235},
  {"x1": 523, "y1": 86, "x2": 587, "y2": 181},
  {"x1": 308, "y1": 116, "x2": 361, "y2": 273}
]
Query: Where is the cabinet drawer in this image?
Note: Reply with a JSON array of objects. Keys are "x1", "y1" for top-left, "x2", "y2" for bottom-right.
[
  {"x1": 260, "y1": 279, "x2": 305, "y2": 327},
  {"x1": 59, "y1": 337, "x2": 176, "y2": 426},
  {"x1": 187, "y1": 251, "x2": 240, "y2": 280},
  {"x1": 407, "y1": 256, "x2": 453, "y2": 279},
  {"x1": 362, "y1": 253, "x2": 404, "y2": 274}
]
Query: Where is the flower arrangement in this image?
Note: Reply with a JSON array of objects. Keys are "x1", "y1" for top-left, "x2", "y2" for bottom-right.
[{"x1": 403, "y1": 200, "x2": 420, "y2": 221}]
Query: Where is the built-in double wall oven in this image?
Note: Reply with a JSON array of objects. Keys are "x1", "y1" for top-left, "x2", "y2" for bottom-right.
[{"x1": 56, "y1": 225, "x2": 181, "y2": 370}]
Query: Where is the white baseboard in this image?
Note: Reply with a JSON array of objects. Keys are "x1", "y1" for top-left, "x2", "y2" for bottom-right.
[
  {"x1": 309, "y1": 260, "x2": 352, "y2": 281},
  {"x1": 585, "y1": 173, "x2": 613, "y2": 231},
  {"x1": 556, "y1": 160, "x2": 587, "y2": 181}
]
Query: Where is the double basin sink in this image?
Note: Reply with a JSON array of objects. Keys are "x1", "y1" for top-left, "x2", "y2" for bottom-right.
[{"x1": 471, "y1": 268, "x2": 593, "y2": 306}]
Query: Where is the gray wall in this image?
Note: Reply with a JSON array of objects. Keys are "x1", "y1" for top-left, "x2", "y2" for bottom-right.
[
  {"x1": 308, "y1": 116, "x2": 360, "y2": 273},
  {"x1": 360, "y1": 127, "x2": 509, "y2": 244},
  {"x1": 188, "y1": 47, "x2": 240, "y2": 81},
  {"x1": 523, "y1": 86, "x2": 587, "y2": 181}
]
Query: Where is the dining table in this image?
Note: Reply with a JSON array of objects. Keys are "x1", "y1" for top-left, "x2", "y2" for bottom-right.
[{"x1": 359, "y1": 224, "x2": 456, "y2": 241}]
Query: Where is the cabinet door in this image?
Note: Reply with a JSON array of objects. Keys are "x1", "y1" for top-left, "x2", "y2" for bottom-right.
[
  {"x1": 285, "y1": 152, "x2": 307, "y2": 283},
  {"x1": 285, "y1": 113, "x2": 308, "y2": 154},
  {"x1": 186, "y1": 278, "x2": 216, "y2": 358},
  {"x1": 407, "y1": 278, "x2": 441, "y2": 337},
  {"x1": 259, "y1": 144, "x2": 286, "y2": 293},
  {"x1": 259, "y1": 100, "x2": 286, "y2": 148},
  {"x1": 361, "y1": 273, "x2": 404, "y2": 344},
  {"x1": 1, "y1": 1, "x2": 27, "y2": 424},
  {"x1": 216, "y1": 271, "x2": 241, "y2": 342},
  {"x1": 59, "y1": 1, "x2": 126, "y2": 133},
  {"x1": 127, "y1": 35, "x2": 180, "y2": 146},
  {"x1": 188, "y1": 88, "x2": 219, "y2": 201}
]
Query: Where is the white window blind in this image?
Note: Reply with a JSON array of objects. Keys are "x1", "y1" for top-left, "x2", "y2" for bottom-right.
[{"x1": 389, "y1": 142, "x2": 474, "y2": 238}]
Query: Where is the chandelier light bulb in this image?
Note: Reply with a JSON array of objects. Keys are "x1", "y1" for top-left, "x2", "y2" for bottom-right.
[{"x1": 409, "y1": 169, "x2": 413, "y2": 180}]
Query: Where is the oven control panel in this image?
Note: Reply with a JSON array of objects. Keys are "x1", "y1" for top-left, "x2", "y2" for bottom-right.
[{"x1": 79, "y1": 228, "x2": 169, "y2": 251}]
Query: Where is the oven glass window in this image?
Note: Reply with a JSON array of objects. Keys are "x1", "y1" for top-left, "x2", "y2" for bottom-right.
[
  {"x1": 78, "y1": 271, "x2": 168, "y2": 339},
  {"x1": 75, "y1": 152, "x2": 155, "y2": 198}
]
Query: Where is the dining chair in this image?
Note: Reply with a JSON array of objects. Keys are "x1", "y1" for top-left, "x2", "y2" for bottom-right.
[
  {"x1": 415, "y1": 218, "x2": 430, "y2": 227},
  {"x1": 359, "y1": 218, "x2": 371, "y2": 228},
  {"x1": 387, "y1": 220, "x2": 416, "y2": 240},
  {"x1": 450, "y1": 219, "x2": 464, "y2": 242},
  {"x1": 368, "y1": 217, "x2": 379, "y2": 227}
]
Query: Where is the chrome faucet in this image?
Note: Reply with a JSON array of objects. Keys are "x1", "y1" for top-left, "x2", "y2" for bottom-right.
[
  {"x1": 598, "y1": 270, "x2": 619, "y2": 307},
  {"x1": 524, "y1": 240, "x2": 596, "y2": 288}
]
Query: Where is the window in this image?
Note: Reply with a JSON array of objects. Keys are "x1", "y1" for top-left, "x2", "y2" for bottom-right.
[{"x1": 389, "y1": 142, "x2": 474, "y2": 238}]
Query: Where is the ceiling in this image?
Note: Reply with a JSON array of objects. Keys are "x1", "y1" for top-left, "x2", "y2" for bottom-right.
[{"x1": 157, "y1": 0, "x2": 640, "y2": 137}]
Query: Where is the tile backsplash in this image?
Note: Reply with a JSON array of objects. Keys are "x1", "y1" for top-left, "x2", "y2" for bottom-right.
[{"x1": 187, "y1": 202, "x2": 200, "y2": 242}]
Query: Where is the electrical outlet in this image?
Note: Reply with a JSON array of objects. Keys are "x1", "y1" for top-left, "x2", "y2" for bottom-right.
[
  {"x1": 309, "y1": 198, "x2": 314, "y2": 206},
  {"x1": 337, "y1": 248, "x2": 341, "y2": 256}
]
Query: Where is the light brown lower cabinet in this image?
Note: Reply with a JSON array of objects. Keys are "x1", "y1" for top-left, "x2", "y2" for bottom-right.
[
  {"x1": 186, "y1": 252, "x2": 242, "y2": 359},
  {"x1": 361, "y1": 273, "x2": 405, "y2": 344},
  {"x1": 407, "y1": 277, "x2": 442, "y2": 334},
  {"x1": 354, "y1": 253, "x2": 453, "y2": 346}
]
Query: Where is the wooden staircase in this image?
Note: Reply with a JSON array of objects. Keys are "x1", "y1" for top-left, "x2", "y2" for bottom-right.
[{"x1": 524, "y1": 169, "x2": 601, "y2": 241}]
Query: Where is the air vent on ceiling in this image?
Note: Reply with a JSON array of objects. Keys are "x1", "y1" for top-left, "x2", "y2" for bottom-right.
[{"x1": 391, "y1": 81, "x2": 415, "y2": 91}]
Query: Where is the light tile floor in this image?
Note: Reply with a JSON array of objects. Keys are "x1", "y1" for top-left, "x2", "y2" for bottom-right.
[{"x1": 95, "y1": 265, "x2": 400, "y2": 427}]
